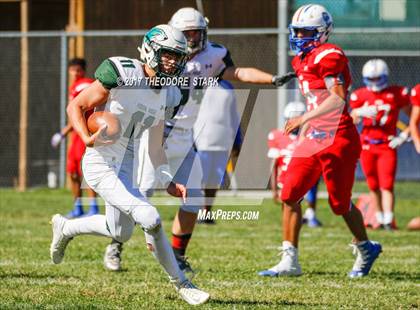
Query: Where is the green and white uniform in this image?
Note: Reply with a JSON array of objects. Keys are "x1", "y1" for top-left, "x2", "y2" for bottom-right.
[
  {"x1": 63, "y1": 56, "x2": 186, "y2": 284},
  {"x1": 82, "y1": 56, "x2": 180, "y2": 231}
]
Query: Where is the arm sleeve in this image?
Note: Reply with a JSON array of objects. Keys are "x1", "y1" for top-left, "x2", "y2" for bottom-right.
[
  {"x1": 216, "y1": 49, "x2": 235, "y2": 78},
  {"x1": 317, "y1": 51, "x2": 347, "y2": 79},
  {"x1": 94, "y1": 59, "x2": 120, "y2": 89}
]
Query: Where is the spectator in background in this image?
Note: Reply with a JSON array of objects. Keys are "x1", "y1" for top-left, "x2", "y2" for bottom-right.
[
  {"x1": 51, "y1": 58, "x2": 98, "y2": 218},
  {"x1": 193, "y1": 80, "x2": 241, "y2": 224}
]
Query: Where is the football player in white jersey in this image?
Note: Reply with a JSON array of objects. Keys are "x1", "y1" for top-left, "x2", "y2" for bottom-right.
[
  {"x1": 193, "y1": 79, "x2": 241, "y2": 224},
  {"x1": 162, "y1": 7, "x2": 296, "y2": 276},
  {"x1": 49, "y1": 24, "x2": 209, "y2": 306}
]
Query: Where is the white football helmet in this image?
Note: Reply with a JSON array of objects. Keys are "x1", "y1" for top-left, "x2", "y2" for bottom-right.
[
  {"x1": 284, "y1": 101, "x2": 306, "y2": 119},
  {"x1": 362, "y1": 59, "x2": 389, "y2": 92},
  {"x1": 289, "y1": 4, "x2": 333, "y2": 55},
  {"x1": 138, "y1": 24, "x2": 188, "y2": 77},
  {"x1": 169, "y1": 7, "x2": 208, "y2": 54}
]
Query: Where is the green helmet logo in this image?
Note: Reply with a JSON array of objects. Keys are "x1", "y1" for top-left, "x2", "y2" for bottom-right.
[{"x1": 145, "y1": 27, "x2": 168, "y2": 43}]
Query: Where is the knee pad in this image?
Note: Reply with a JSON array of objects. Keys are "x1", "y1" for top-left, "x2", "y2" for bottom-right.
[
  {"x1": 144, "y1": 222, "x2": 162, "y2": 236},
  {"x1": 131, "y1": 205, "x2": 161, "y2": 232}
]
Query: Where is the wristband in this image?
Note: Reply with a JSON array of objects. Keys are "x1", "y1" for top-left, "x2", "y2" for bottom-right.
[{"x1": 400, "y1": 131, "x2": 409, "y2": 140}]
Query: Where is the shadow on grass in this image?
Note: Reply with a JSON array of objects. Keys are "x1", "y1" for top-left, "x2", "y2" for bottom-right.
[
  {"x1": 299, "y1": 270, "x2": 420, "y2": 281},
  {"x1": 209, "y1": 298, "x2": 319, "y2": 307},
  {"x1": 377, "y1": 271, "x2": 420, "y2": 281},
  {"x1": 0, "y1": 271, "x2": 80, "y2": 280},
  {"x1": 305, "y1": 270, "x2": 343, "y2": 277},
  {"x1": 165, "y1": 295, "x2": 320, "y2": 307}
]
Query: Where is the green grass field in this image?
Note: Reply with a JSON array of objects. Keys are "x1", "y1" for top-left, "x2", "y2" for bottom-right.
[{"x1": 0, "y1": 183, "x2": 419, "y2": 309}]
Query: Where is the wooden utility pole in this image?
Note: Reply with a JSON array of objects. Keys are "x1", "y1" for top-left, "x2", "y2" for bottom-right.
[
  {"x1": 67, "y1": 0, "x2": 85, "y2": 63},
  {"x1": 76, "y1": 0, "x2": 85, "y2": 58},
  {"x1": 18, "y1": 0, "x2": 29, "y2": 191},
  {"x1": 65, "y1": 0, "x2": 85, "y2": 188},
  {"x1": 67, "y1": 0, "x2": 76, "y2": 66}
]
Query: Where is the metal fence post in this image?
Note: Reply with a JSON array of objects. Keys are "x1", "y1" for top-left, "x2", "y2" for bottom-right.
[
  {"x1": 59, "y1": 33, "x2": 67, "y2": 188},
  {"x1": 277, "y1": 0, "x2": 288, "y2": 127}
]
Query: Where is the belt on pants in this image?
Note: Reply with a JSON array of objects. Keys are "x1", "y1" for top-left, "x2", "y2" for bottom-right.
[
  {"x1": 307, "y1": 129, "x2": 335, "y2": 140},
  {"x1": 363, "y1": 137, "x2": 386, "y2": 145}
]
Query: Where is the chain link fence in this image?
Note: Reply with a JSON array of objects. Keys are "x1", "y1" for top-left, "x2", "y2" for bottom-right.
[{"x1": 0, "y1": 28, "x2": 419, "y2": 187}]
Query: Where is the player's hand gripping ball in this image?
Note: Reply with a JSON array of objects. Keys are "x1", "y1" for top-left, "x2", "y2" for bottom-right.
[{"x1": 87, "y1": 111, "x2": 121, "y2": 142}]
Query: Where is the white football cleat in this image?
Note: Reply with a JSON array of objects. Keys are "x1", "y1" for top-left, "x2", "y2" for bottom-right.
[
  {"x1": 176, "y1": 280, "x2": 210, "y2": 305},
  {"x1": 104, "y1": 242, "x2": 123, "y2": 271},
  {"x1": 258, "y1": 243, "x2": 302, "y2": 277},
  {"x1": 50, "y1": 214, "x2": 72, "y2": 264}
]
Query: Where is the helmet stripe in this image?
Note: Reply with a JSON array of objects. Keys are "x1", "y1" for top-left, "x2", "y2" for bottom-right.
[
  {"x1": 295, "y1": 6, "x2": 305, "y2": 21},
  {"x1": 303, "y1": 4, "x2": 313, "y2": 13}
]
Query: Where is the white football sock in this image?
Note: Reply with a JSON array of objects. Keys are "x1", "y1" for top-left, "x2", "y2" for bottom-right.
[
  {"x1": 280, "y1": 241, "x2": 299, "y2": 265},
  {"x1": 144, "y1": 226, "x2": 186, "y2": 285},
  {"x1": 63, "y1": 215, "x2": 113, "y2": 238},
  {"x1": 304, "y1": 207, "x2": 316, "y2": 220},
  {"x1": 383, "y1": 212, "x2": 394, "y2": 225},
  {"x1": 283, "y1": 240, "x2": 296, "y2": 251},
  {"x1": 375, "y1": 212, "x2": 384, "y2": 225}
]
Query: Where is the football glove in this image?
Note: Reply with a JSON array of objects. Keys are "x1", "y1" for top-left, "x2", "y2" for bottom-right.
[
  {"x1": 354, "y1": 105, "x2": 378, "y2": 119},
  {"x1": 272, "y1": 72, "x2": 297, "y2": 87},
  {"x1": 388, "y1": 132, "x2": 409, "y2": 149},
  {"x1": 51, "y1": 132, "x2": 64, "y2": 148}
]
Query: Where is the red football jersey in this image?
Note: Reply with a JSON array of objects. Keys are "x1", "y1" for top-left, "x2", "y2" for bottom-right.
[
  {"x1": 411, "y1": 84, "x2": 420, "y2": 107},
  {"x1": 350, "y1": 85, "x2": 410, "y2": 141},
  {"x1": 291, "y1": 43, "x2": 354, "y2": 132},
  {"x1": 69, "y1": 77, "x2": 94, "y2": 100},
  {"x1": 267, "y1": 129, "x2": 298, "y2": 189}
]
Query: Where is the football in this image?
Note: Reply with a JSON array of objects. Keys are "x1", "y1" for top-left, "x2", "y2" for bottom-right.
[
  {"x1": 87, "y1": 111, "x2": 121, "y2": 139},
  {"x1": 407, "y1": 217, "x2": 420, "y2": 231}
]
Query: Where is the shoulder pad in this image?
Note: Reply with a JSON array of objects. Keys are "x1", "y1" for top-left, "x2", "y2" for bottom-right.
[{"x1": 94, "y1": 58, "x2": 120, "y2": 89}]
